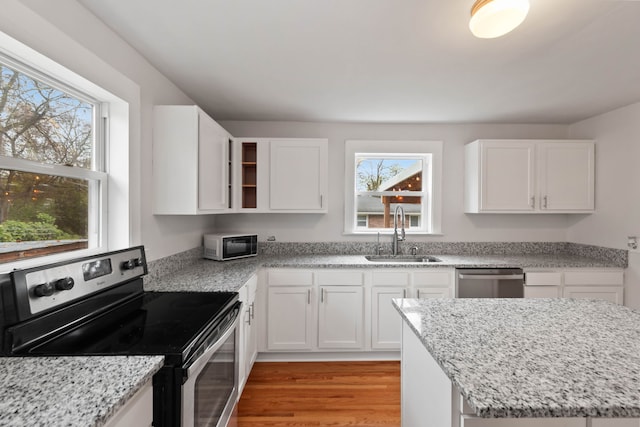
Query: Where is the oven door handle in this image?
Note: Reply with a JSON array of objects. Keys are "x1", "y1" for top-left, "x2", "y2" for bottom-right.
[{"x1": 182, "y1": 308, "x2": 240, "y2": 382}]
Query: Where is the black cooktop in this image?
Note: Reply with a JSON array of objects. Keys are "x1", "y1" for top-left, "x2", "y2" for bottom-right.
[{"x1": 23, "y1": 291, "x2": 238, "y2": 365}]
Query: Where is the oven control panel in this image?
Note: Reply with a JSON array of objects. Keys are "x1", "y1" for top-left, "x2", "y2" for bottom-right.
[{"x1": 16, "y1": 247, "x2": 147, "y2": 316}]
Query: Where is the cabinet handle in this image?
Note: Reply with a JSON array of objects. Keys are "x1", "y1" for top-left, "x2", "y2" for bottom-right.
[
  {"x1": 530, "y1": 196, "x2": 535, "y2": 208},
  {"x1": 543, "y1": 196, "x2": 548, "y2": 209},
  {"x1": 320, "y1": 195, "x2": 323, "y2": 208},
  {"x1": 416, "y1": 289, "x2": 421, "y2": 298},
  {"x1": 307, "y1": 289, "x2": 311, "y2": 304},
  {"x1": 250, "y1": 302, "x2": 255, "y2": 320},
  {"x1": 321, "y1": 288, "x2": 325, "y2": 303},
  {"x1": 402, "y1": 289, "x2": 407, "y2": 298},
  {"x1": 245, "y1": 310, "x2": 251, "y2": 326}
]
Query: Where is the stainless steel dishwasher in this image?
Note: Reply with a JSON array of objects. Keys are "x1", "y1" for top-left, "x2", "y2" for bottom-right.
[{"x1": 455, "y1": 268, "x2": 525, "y2": 298}]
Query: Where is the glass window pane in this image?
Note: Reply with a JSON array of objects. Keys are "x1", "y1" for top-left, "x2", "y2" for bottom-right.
[
  {"x1": 355, "y1": 157, "x2": 422, "y2": 192},
  {"x1": 0, "y1": 169, "x2": 89, "y2": 263},
  {"x1": 356, "y1": 194, "x2": 421, "y2": 230},
  {"x1": 0, "y1": 62, "x2": 94, "y2": 169}
]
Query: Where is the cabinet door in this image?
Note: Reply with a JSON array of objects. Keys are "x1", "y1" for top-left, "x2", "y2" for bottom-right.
[
  {"x1": 269, "y1": 139, "x2": 328, "y2": 211},
  {"x1": 198, "y1": 111, "x2": 229, "y2": 211},
  {"x1": 267, "y1": 286, "x2": 314, "y2": 350},
  {"x1": 103, "y1": 382, "x2": 153, "y2": 427},
  {"x1": 242, "y1": 275, "x2": 258, "y2": 387},
  {"x1": 480, "y1": 141, "x2": 536, "y2": 211},
  {"x1": 563, "y1": 286, "x2": 623, "y2": 305},
  {"x1": 538, "y1": 142, "x2": 594, "y2": 211},
  {"x1": 318, "y1": 286, "x2": 364, "y2": 349},
  {"x1": 371, "y1": 287, "x2": 407, "y2": 349}
]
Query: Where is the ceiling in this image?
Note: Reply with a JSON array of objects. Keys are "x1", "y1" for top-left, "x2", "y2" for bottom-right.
[{"x1": 78, "y1": 0, "x2": 640, "y2": 124}]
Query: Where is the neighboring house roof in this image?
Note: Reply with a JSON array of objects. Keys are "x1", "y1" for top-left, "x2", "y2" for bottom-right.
[
  {"x1": 378, "y1": 162, "x2": 422, "y2": 191},
  {"x1": 356, "y1": 195, "x2": 421, "y2": 214}
]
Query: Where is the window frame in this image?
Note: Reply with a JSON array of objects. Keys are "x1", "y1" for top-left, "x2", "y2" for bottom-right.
[
  {"x1": 0, "y1": 35, "x2": 120, "y2": 270},
  {"x1": 344, "y1": 140, "x2": 443, "y2": 235}
]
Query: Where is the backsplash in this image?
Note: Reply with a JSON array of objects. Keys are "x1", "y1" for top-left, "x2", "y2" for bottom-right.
[
  {"x1": 146, "y1": 242, "x2": 628, "y2": 278},
  {"x1": 259, "y1": 241, "x2": 627, "y2": 266},
  {"x1": 145, "y1": 246, "x2": 202, "y2": 285}
]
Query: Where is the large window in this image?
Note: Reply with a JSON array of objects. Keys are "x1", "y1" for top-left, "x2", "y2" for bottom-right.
[
  {"x1": 344, "y1": 140, "x2": 443, "y2": 235},
  {"x1": 0, "y1": 54, "x2": 106, "y2": 263}
]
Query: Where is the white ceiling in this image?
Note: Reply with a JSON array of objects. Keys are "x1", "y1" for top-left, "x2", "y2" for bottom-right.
[{"x1": 78, "y1": 0, "x2": 640, "y2": 124}]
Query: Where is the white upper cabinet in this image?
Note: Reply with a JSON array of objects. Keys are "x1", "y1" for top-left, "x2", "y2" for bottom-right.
[
  {"x1": 537, "y1": 142, "x2": 594, "y2": 211},
  {"x1": 235, "y1": 138, "x2": 328, "y2": 213},
  {"x1": 153, "y1": 105, "x2": 231, "y2": 215},
  {"x1": 465, "y1": 139, "x2": 594, "y2": 214},
  {"x1": 270, "y1": 139, "x2": 328, "y2": 211}
]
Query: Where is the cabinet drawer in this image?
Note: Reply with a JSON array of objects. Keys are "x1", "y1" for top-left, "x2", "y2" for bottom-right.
[
  {"x1": 564, "y1": 270, "x2": 623, "y2": 286},
  {"x1": 267, "y1": 269, "x2": 313, "y2": 286},
  {"x1": 413, "y1": 270, "x2": 453, "y2": 287},
  {"x1": 524, "y1": 272, "x2": 562, "y2": 286},
  {"x1": 317, "y1": 270, "x2": 365, "y2": 286},
  {"x1": 372, "y1": 271, "x2": 411, "y2": 286}
]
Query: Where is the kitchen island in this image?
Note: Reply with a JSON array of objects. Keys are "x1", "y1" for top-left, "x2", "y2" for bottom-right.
[
  {"x1": 393, "y1": 298, "x2": 640, "y2": 427},
  {"x1": 0, "y1": 356, "x2": 163, "y2": 427}
]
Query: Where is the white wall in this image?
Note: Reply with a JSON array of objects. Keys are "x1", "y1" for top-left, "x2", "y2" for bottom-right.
[
  {"x1": 0, "y1": 0, "x2": 218, "y2": 260},
  {"x1": 218, "y1": 120, "x2": 574, "y2": 243},
  {"x1": 568, "y1": 101, "x2": 640, "y2": 308}
]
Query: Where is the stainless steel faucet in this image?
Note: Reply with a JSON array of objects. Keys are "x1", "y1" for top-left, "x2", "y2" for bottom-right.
[{"x1": 392, "y1": 205, "x2": 405, "y2": 255}]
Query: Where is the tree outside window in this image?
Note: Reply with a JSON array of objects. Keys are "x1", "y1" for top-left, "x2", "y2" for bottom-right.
[{"x1": 0, "y1": 61, "x2": 97, "y2": 262}]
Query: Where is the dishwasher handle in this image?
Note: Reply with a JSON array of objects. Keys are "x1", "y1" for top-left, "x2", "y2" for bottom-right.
[{"x1": 458, "y1": 273, "x2": 524, "y2": 280}]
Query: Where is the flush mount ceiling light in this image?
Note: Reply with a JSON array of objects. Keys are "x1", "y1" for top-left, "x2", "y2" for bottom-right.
[{"x1": 469, "y1": 0, "x2": 530, "y2": 39}]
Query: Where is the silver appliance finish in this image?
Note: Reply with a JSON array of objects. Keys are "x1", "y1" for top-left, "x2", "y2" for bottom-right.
[
  {"x1": 182, "y1": 313, "x2": 239, "y2": 427},
  {"x1": 456, "y1": 268, "x2": 525, "y2": 298}
]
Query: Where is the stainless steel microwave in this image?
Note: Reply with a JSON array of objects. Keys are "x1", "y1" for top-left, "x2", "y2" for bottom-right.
[{"x1": 204, "y1": 233, "x2": 258, "y2": 261}]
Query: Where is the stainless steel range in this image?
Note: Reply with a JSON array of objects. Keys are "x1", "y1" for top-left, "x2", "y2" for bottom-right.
[{"x1": 0, "y1": 246, "x2": 241, "y2": 427}]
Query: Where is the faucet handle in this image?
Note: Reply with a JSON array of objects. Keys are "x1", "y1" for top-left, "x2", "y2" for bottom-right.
[{"x1": 410, "y1": 246, "x2": 418, "y2": 256}]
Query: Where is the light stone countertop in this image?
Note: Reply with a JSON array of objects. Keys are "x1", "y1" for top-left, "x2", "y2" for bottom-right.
[
  {"x1": 393, "y1": 298, "x2": 640, "y2": 418},
  {"x1": 144, "y1": 253, "x2": 623, "y2": 292},
  {"x1": 0, "y1": 355, "x2": 164, "y2": 427}
]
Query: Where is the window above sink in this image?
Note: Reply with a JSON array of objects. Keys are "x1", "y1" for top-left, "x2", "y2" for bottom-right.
[{"x1": 344, "y1": 140, "x2": 443, "y2": 235}]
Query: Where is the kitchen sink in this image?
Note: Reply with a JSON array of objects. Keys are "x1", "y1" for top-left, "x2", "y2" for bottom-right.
[{"x1": 365, "y1": 255, "x2": 442, "y2": 263}]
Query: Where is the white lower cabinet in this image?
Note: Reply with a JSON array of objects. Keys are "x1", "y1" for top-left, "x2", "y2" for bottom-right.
[
  {"x1": 265, "y1": 268, "x2": 454, "y2": 353},
  {"x1": 318, "y1": 285, "x2": 364, "y2": 349},
  {"x1": 371, "y1": 286, "x2": 407, "y2": 349},
  {"x1": 104, "y1": 382, "x2": 153, "y2": 427},
  {"x1": 525, "y1": 269, "x2": 624, "y2": 304},
  {"x1": 267, "y1": 286, "x2": 314, "y2": 350},
  {"x1": 238, "y1": 274, "x2": 258, "y2": 393}
]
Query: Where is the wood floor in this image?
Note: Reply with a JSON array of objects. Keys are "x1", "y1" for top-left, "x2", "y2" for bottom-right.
[{"x1": 237, "y1": 361, "x2": 401, "y2": 427}]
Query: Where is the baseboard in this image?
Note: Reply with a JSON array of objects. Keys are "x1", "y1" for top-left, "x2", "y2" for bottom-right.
[{"x1": 256, "y1": 351, "x2": 400, "y2": 362}]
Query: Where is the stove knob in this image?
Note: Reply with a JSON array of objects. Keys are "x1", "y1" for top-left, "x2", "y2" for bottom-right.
[
  {"x1": 55, "y1": 277, "x2": 75, "y2": 291},
  {"x1": 133, "y1": 258, "x2": 144, "y2": 267},
  {"x1": 34, "y1": 282, "x2": 55, "y2": 297},
  {"x1": 121, "y1": 259, "x2": 136, "y2": 271}
]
